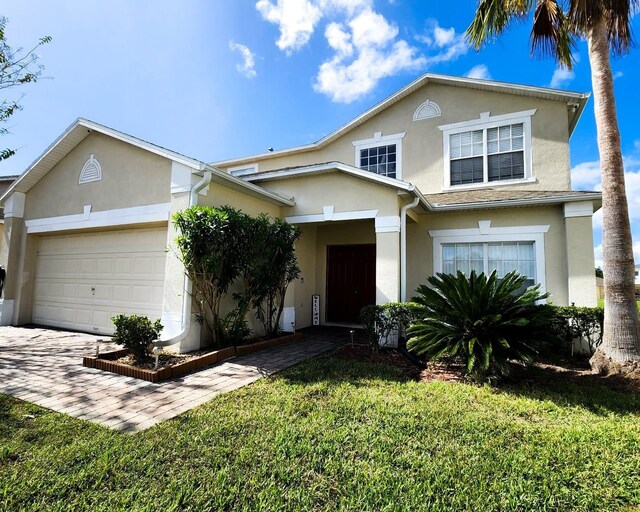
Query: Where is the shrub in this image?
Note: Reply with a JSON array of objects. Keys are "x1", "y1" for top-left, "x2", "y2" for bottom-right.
[
  {"x1": 544, "y1": 305, "x2": 604, "y2": 358},
  {"x1": 111, "y1": 314, "x2": 163, "y2": 363},
  {"x1": 360, "y1": 302, "x2": 421, "y2": 353},
  {"x1": 407, "y1": 270, "x2": 554, "y2": 383}
]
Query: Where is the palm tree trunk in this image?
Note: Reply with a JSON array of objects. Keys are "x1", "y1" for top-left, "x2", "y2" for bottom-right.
[{"x1": 587, "y1": 17, "x2": 640, "y2": 366}]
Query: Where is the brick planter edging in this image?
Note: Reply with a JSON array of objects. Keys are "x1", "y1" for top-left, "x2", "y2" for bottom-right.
[{"x1": 82, "y1": 332, "x2": 304, "y2": 383}]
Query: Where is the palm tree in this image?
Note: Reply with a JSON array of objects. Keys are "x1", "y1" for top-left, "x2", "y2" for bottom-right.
[{"x1": 467, "y1": 0, "x2": 640, "y2": 371}]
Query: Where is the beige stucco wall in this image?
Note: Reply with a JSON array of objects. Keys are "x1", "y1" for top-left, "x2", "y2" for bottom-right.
[
  {"x1": 258, "y1": 172, "x2": 400, "y2": 218},
  {"x1": 220, "y1": 83, "x2": 572, "y2": 195},
  {"x1": 406, "y1": 205, "x2": 571, "y2": 305},
  {"x1": 24, "y1": 132, "x2": 171, "y2": 221}
]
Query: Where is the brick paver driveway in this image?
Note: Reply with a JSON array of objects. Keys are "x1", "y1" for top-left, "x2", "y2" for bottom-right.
[{"x1": 0, "y1": 326, "x2": 345, "y2": 432}]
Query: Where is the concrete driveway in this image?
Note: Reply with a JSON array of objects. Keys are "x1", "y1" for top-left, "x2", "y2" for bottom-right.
[{"x1": 0, "y1": 326, "x2": 343, "y2": 432}]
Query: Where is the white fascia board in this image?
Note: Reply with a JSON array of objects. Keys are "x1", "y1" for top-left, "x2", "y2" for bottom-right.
[
  {"x1": 243, "y1": 162, "x2": 415, "y2": 191},
  {"x1": 285, "y1": 208, "x2": 379, "y2": 224},
  {"x1": 438, "y1": 109, "x2": 537, "y2": 132},
  {"x1": 204, "y1": 165, "x2": 295, "y2": 206},
  {"x1": 77, "y1": 119, "x2": 205, "y2": 170},
  {"x1": 25, "y1": 203, "x2": 171, "y2": 234}
]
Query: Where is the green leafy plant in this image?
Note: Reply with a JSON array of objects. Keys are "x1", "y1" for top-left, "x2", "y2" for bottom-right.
[
  {"x1": 111, "y1": 314, "x2": 163, "y2": 363},
  {"x1": 360, "y1": 302, "x2": 421, "y2": 354},
  {"x1": 407, "y1": 270, "x2": 553, "y2": 382},
  {"x1": 546, "y1": 305, "x2": 604, "y2": 358}
]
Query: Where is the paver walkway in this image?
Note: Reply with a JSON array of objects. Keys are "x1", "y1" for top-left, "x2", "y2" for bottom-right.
[{"x1": 0, "y1": 326, "x2": 346, "y2": 432}]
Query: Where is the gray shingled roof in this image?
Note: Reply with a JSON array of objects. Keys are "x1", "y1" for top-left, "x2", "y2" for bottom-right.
[{"x1": 425, "y1": 189, "x2": 601, "y2": 208}]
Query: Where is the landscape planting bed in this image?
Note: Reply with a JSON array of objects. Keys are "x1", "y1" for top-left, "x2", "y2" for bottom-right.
[{"x1": 83, "y1": 333, "x2": 304, "y2": 382}]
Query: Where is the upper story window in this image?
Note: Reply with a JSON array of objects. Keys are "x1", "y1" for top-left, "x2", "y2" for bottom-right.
[
  {"x1": 353, "y1": 131, "x2": 405, "y2": 180},
  {"x1": 439, "y1": 110, "x2": 536, "y2": 190}
]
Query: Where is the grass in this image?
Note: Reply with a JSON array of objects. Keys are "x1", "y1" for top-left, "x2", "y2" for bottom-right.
[
  {"x1": 596, "y1": 298, "x2": 640, "y2": 310},
  {"x1": 1, "y1": 356, "x2": 640, "y2": 511}
]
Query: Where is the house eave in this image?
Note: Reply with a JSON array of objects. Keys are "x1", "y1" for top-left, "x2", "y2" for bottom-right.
[{"x1": 427, "y1": 192, "x2": 603, "y2": 212}]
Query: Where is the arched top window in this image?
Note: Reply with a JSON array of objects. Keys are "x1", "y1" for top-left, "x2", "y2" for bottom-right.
[{"x1": 79, "y1": 154, "x2": 102, "y2": 184}]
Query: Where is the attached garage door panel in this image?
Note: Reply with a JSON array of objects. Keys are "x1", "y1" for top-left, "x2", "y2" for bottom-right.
[{"x1": 33, "y1": 227, "x2": 167, "y2": 334}]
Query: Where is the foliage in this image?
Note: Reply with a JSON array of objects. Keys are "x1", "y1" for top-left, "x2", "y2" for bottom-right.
[
  {"x1": 111, "y1": 314, "x2": 163, "y2": 363},
  {"x1": 0, "y1": 17, "x2": 51, "y2": 161},
  {"x1": 2, "y1": 356, "x2": 640, "y2": 511},
  {"x1": 408, "y1": 270, "x2": 554, "y2": 382},
  {"x1": 173, "y1": 205, "x2": 300, "y2": 345},
  {"x1": 245, "y1": 217, "x2": 301, "y2": 338},
  {"x1": 173, "y1": 206, "x2": 245, "y2": 346},
  {"x1": 595, "y1": 267, "x2": 604, "y2": 278},
  {"x1": 548, "y1": 305, "x2": 604, "y2": 357},
  {"x1": 360, "y1": 302, "x2": 421, "y2": 353}
]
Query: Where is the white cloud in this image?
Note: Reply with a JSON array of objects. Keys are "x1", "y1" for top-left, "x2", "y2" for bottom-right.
[
  {"x1": 614, "y1": 70, "x2": 624, "y2": 80},
  {"x1": 315, "y1": 39, "x2": 425, "y2": 103},
  {"x1": 349, "y1": 8, "x2": 397, "y2": 47},
  {"x1": 229, "y1": 40, "x2": 257, "y2": 79},
  {"x1": 635, "y1": 139, "x2": 640, "y2": 151},
  {"x1": 325, "y1": 22, "x2": 352, "y2": 57},
  {"x1": 466, "y1": 64, "x2": 491, "y2": 80},
  {"x1": 417, "y1": 20, "x2": 469, "y2": 66},
  {"x1": 550, "y1": 67, "x2": 575, "y2": 88},
  {"x1": 257, "y1": 4, "x2": 469, "y2": 103},
  {"x1": 256, "y1": 0, "x2": 322, "y2": 54},
  {"x1": 314, "y1": 7, "x2": 425, "y2": 103}
]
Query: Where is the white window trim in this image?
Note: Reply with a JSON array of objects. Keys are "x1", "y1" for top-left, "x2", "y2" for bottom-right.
[
  {"x1": 352, "y1": 131, "x2": 405, "y2": 180},
  {"x1": 439, "y1": 109, "x2": 536, "y2": 190},
  {"x1": 429, "y1": 220, "x2": 549, "y2": 296},
  {"x1": 228, "y1": 163, "x2": 258, "y2": 177}
]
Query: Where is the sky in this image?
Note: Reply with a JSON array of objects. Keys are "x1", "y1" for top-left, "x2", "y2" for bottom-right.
[{"x1": 0, "y1": 0, "x2": 639, "y2": 265}]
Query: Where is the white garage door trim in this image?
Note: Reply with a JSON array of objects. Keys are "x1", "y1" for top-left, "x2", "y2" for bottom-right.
[{"x1": 33, "y1": 227, "x2": 167, "y2": 335}]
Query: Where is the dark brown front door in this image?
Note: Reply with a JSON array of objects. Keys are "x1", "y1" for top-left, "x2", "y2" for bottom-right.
[{"x1": 326, "y1": 244, "x2": 376, "y2": 323}]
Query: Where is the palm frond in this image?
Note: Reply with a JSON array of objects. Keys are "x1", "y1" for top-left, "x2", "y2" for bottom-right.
[
  {"x1": 569, "y1": 0, "x2": 637, "y2": 55},
  {"x1": 531, "y1": 0, "x2": 576, "y2": 69},
  {"x1": 467, "y1": 0, "x2": 534, "y2": 49}
]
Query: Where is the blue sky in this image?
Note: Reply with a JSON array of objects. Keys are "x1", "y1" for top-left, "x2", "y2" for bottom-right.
[{"x1": 1, "y1": 0, "x2": 639, "y2": 264}]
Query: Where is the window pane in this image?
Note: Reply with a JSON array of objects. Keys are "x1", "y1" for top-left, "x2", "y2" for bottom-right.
[
  {"x1": 451, "y1": 146, "x2": 461, "y2": 158},
  {"x1": 499, "y1": 139, "x2": 511, "y2": 152},
  {"x1": 488, "y1": 140, "x2": 499, "y2": 154},
  {"x1": 460, "y1": 144, "x2": 472, "y2": 158},
  {"x1": 473, "y1": 143, "x2": 484, "y2": 156},
  {"x1": 512, "y1": 123, "x2": 524, "y2": 137},
  {"x1": 472, "y1": 130, "x2": 483, "y2": 143},
  {"x1": 359, "y1": 144, "x2": 397, "y2": 177},
  {"x1": 456, "y1": 244, "x2": 469, "y2": 259},
  {"x1": 443, "y1": 261, "x2": 456, "y2": 274},
  {"x1": 488, "y1": 242, "x2": 535, "y2": 280},
  {"x1": 451, "y1": 157, "x2": 483, "y2": 185},
  {"x1": 450, "y1": 133, "x2": 461, "y2": 147},
  {"x1": 461, "y1": 132, "x2": 472, "y2": 145},
  {"x1": 499, "y1": 126, "x2": 510, "y2": 139},
  {"x1": 512, "y1": 136, "x2": 524, "y2": 150},
  {"x1": 487, "y1": 127, "x2": 498, "y2": 141},
  {"x1": 470, "y1": 243, "x2": 483, "y2": 259}
]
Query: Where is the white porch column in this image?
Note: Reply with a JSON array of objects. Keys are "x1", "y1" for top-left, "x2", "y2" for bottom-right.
[
  {"x1": 564, "y1": 201, "x2": 597, "y2": 306},
  {"x1": 375, "y1": 216, "x2": 400, "y2": 304}
]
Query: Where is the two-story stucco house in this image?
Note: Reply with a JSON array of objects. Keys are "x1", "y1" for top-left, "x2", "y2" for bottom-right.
[{"x1": 0, "y1": 73, "x2": 601, "y2": 351}]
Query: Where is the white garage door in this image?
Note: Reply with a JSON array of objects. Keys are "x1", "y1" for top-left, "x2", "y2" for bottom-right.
[{"x1": 33, "y1": 227, "x2": 167, "y2": 334}]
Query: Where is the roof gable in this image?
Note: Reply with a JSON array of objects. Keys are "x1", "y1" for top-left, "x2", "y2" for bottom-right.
[{"x1": 214, "y1": 72, "x2": 590, "y2": 168}]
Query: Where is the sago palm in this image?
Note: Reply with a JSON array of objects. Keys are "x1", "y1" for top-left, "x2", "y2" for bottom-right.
[
  {"x1": 407, "y1": 270, "x2": 553, "y2": 382},
  {"x1": 467, "y1": 0, "x2": 640, "y2": 370}
]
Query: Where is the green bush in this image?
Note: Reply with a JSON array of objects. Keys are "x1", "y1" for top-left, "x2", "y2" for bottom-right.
[
  {"x1": 407, "y1": 270, "x2": 554, "y2": 383},
  {"x1": 360, "y1": 302, "x2": 421, "y2": 353},
  {"x1": 111, "y1": 314, "x2": 163, "y2": 363},
  {"x1": 545, "y1": 305, "x2": 604, "y2": 357}
]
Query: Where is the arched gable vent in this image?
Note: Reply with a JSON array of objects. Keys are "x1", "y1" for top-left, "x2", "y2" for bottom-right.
[
  {"x1": 413, "y1": 99, "x2": 442, "y2": 121},
  {"x1": 79, "y1": 154, "x2": 102, "y2": 184}
]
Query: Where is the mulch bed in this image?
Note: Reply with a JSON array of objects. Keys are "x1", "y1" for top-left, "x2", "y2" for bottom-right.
[
  {"x1": 114, "y1": 350, "x2": 212, "y2": 370},
  {"x1": 333, "y1": 345, "x2": 640, "y2": 394}
]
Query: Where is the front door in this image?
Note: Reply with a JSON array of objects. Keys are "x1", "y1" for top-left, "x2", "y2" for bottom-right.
[{"x1": 326, "y1": 244, "x2": 376, "y2": 323}]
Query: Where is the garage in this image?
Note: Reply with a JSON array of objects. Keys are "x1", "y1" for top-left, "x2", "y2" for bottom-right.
[{"x1": 32, "y1": 226, "x2": 167, "y2": 334}]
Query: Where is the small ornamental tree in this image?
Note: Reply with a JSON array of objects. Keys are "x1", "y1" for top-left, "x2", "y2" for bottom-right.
[
  {"x1": 242, "y1": 216, "x2": 301, "y2": 338},
  {"x1": 174, "y1": 206, "x2": 301, "y2": 345},
  {"x1": 173, "y1": 206, "x2": 245, "y2": 346}
]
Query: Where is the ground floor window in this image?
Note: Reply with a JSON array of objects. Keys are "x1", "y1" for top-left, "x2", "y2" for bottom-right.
[{"x1": 442, "y1": 241, "x2": 535, "y2": 287}]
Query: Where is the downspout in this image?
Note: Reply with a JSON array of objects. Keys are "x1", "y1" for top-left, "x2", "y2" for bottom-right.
[
  {"x1": 154, "y1": 169, "x2": 212, "y2": 348},
  {"x1": 400, "y1": 195, "x2": 420, "y2": 302}
]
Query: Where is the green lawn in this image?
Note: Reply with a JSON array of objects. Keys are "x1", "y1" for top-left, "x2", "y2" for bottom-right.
[
  {"x1": 1, "y1": 356, "x2": 640, "y2": 511},
  {"x1": 597, "y1": 299, "x2": 640, "y2": 310}
]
